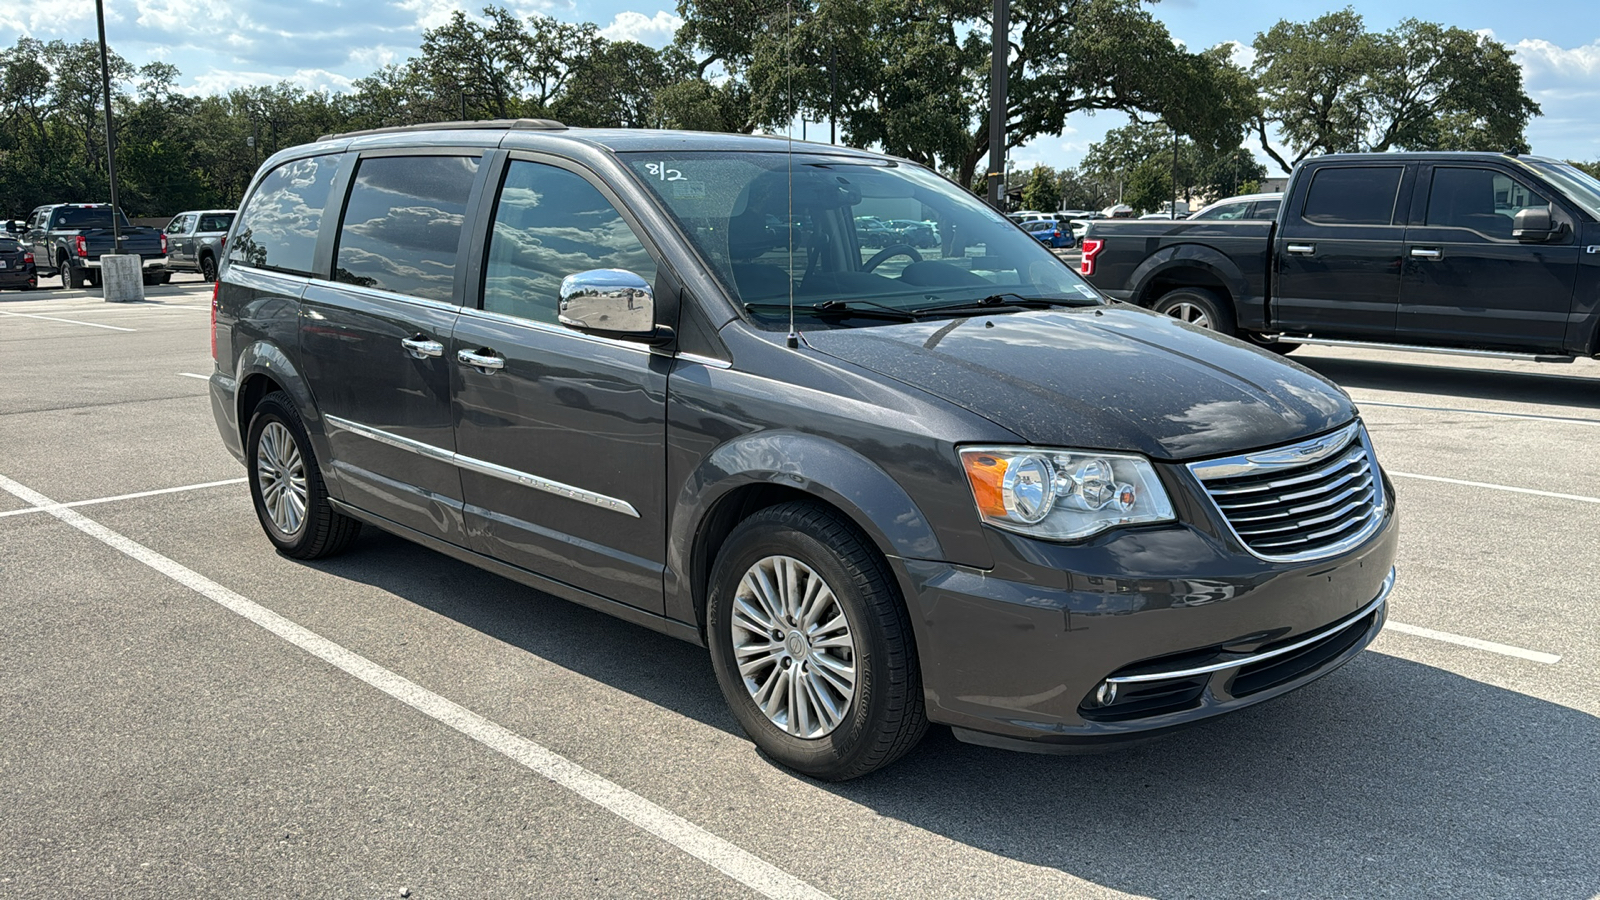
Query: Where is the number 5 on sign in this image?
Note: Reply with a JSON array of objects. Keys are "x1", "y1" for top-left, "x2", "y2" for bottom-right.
[{"x1": 646, "y1": 162, "x2": 686, "y2": 182}]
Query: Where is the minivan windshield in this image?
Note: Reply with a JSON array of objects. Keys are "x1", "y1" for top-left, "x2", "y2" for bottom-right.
[{"x1": 622, "y1": 151, "x2": 1102, "y2": 328}]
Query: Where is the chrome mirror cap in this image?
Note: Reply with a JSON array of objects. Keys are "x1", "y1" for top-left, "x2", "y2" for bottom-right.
[{"x1": 558, "y1": 269, "x2": 654, "y2": 337}]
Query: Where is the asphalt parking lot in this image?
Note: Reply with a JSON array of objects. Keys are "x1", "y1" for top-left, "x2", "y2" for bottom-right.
[{"x1": 3, "y1": 275, "x2": 1598, "y2": 899}]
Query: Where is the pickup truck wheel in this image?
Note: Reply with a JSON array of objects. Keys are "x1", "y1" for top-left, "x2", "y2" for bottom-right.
[
  {"x1": 1153, "y1": 287, "x2": 1236, "y2": 336},
  {"x1": 200, "y1": 255, "x2": 217, "y2": 282},
  {"x1": 246, "y1": 391, "x2": 362, "y2": 560},
  {"x1": 707, "y1": 502, "x2": 928, "y2": 780}
]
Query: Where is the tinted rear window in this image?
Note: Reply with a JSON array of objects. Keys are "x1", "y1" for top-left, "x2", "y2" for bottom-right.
[
  {"x1": 229, "y1": 155, "x2": 341, "y2": 275},
  {"x1": 51, "y1": 207, "x2": 129, "y2": 229},
  {"x1": 332, "y1": 155, "x2": 480, "y2": 302},
  {"x1": 198, "y1": 213, "x2": 235, "y2": 232},
  {"x1": 1302, "y1": 167, "x2": 1403, "y2": 226}
]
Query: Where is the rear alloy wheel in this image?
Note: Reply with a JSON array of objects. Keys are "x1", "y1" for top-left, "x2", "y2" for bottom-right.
[
  {"x1": 200, "y1": 255, "x2": 217, "y2": 282},
  {"x1": 246, "y1": 391, "x2": 361, "y2": 559},
  {"x1": 707, "y1": 502, "x2": 927, "y2": 780},
  {"x1": 1153, "y1": 286, "x2": 1235, "y2": 336}
]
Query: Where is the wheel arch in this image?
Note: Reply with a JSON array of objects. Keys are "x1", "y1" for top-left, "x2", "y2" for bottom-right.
[
  {"x1": 1129, "y1": 245, "x2": 1250, "y2": 313},
  {"x1": 233, "y1": 340, "x2": 334, "y2": 493},
  {"x1": 667, "y1": 432, "x2": 946, "y2": 639}
]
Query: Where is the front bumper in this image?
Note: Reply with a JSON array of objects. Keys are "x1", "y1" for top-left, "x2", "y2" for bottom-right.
[{"x1": 897, "y1": 493, "x2": 1399, "y2": 750}]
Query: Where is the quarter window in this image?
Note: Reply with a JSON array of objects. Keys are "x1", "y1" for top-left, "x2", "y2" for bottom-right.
[
  {"x1": 229, "y1": 155, "x2": 341, "y2": 275},
  {"x1": 333, "y1": 155, "x2": 481, "y2": 302},
  {"x1": 482, "y1": 160, "x2": 657, "y2": 324},
  {"x1": 1425, "y1": 167, "x2": 1549, "y2": 240},
  {"x1": 1301, "y1": 167, "x2": 1403, "y2": 226}
]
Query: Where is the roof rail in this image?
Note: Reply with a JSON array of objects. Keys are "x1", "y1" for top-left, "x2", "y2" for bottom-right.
[{"x1": 317, "y1": 118, "x2": 568, "y2": 141}]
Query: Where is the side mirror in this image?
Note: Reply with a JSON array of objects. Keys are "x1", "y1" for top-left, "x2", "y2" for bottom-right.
[
  {"x1": 1512, "y1": 207, "x2": 1554, "y2": 243},
  {"x1": 558, "y1": 269, "x2": 661, "y2": 341},
  {"x1": 4, "y1": 220, "x2": 21, "y2": 234}
]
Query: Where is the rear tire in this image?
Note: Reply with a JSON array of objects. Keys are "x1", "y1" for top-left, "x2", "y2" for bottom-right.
[
  {"x1": 707, "y1": 502, "x2": 927, "y2": 780},
  {"x1": 1152, "y1": 286, "x2": 1236, "y2": 336},
  {"x1": 200, "y1": 255, "x2": 217, "y2": 282},
  {"x1": 246, "y1": 391, "x2": 361, "y2": 560}
]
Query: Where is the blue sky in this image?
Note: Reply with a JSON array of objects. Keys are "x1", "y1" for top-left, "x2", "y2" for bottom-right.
[{"x1": 3, "y1": 0, "x2": 1596, "y2": 170}]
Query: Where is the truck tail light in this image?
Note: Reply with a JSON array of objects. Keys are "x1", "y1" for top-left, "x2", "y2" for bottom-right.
[
  {"x1": 1080, "y1": 239, "x2": 1104, "y2": 277},
  {"x1": 74, "y1": 235, "x2": 87, "y2": 257},
  {"x1": 211, "y1": 281, "x2": 220, "y2": 360},
  {"x1": 160, "y1": 233, "x2": 168, "y2": 255}
]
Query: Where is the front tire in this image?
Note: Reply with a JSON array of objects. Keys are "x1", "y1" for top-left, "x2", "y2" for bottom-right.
[
  {"x1": 246, "y1": 391, "x2": 361, "y2": 559},
  {"x1": 1153, "y1": 286, "x2": 1236, "y2": 336},
  {"x1": 707, "y1": 502, "x2": 927, "y2": 780}
]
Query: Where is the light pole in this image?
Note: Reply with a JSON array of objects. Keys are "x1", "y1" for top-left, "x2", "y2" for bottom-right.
[
  {"x1": 985, "y1": 0, "x2": 1008, "y2": 210},
  {"x1": 95, "y1": 0, "x2": 122, "y2": 252}
]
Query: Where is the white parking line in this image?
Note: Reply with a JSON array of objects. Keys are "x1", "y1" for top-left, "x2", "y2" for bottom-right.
[
  {"x1": 1390, "y1": 471, "x2": 1600, "y2": 505},
  {"x1": 0, "y1": 478, "x2": 247, "y2": 519},
  {"x1": 0, "y1": 471, "x2": 832, "y2": 900},
  {"x1": 0, "y1": 309, "x2": 135, "y2": 332},
  {"x1": 1355, "y1": 398, "x2": 1600, "y2": 428},
  {"x1": 178, "y1": 372, "x2": 210, "y2": 381},
  {"x1": 1385, "y1": 622, "x2": 1561, "y2": 665}
]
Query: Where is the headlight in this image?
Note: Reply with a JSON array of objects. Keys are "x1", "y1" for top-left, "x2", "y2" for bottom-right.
[{"x1": 960, "y1": 446, "x2": 1176, "y2": 541}]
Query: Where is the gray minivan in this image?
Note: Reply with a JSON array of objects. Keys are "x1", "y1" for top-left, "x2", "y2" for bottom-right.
[{"x1": 209, "y1": 120, "x2": 1398, "y2": 780}]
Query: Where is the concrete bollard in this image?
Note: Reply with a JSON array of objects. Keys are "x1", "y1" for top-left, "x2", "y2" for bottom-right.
[{"x1": 100, "y1": 254, "x2": 145, "y2": 303}]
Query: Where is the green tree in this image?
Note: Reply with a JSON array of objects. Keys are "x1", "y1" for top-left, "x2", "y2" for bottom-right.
[
  {"x1": 1122, "y1": 158, "x2": 1171, "y2": 215},
  {"x1": 1019, "y1": 165, "x2": 1061, "y2": 212},
  {"x1": 1251, "y1": 9, "x2": 1539, "y2": 171},
  {"x1": 1570, "y1": 161, "x2": 1600, "y2": 179}
]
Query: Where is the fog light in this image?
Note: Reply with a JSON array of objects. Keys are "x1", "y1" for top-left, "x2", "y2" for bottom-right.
[{"x1": 1094, "y1": 681, "x2": 1118, "y2": 707}]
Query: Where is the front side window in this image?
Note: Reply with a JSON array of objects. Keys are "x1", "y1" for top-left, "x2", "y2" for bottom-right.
[
  {"x1": 333, "y1": 155, "x2": 481, "y2": 302},
  {"x1": 621, "y1": 151, "x2": 1100, "y2": 329},
  {"x1": 1301, "y1": 167, "x2": 1403, "y2": 226},
  {"x1": 164, "y1": 216, "x2": 188, "y2": 235},
  {"x1": 1426, "y1": 167, "x2": 1549, "y2": 239},
  {"x1": 481, "y1": 160, "x2": 657, "y2": 324},
  {"x1": 229, "y1": 154, "x2": 341, "y2": 274}
]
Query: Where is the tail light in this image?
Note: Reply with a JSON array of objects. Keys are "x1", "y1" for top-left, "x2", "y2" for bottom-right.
[
  {"x1": 160, "y1": 233, "x2": 168, "y2": 255},
  {"x1": 22, "y1": 251, "x2": 33, "y2": 264},
  {"x1": 74, "y1": 235, "x2": 87, "y2": 257},
  {"x1": 1080, "y1": 238, "x2": 1104, "y2": 277},
  {"x1": 220, "y1": 236, "x2": 227, "y2": 251},
  {"x1": 211, "y1": 281, "x2": 220, "y2": 360}
]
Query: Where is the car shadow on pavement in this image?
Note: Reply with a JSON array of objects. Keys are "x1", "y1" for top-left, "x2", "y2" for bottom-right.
[
  {"x1": 317, "y1": 531, "x2": 1599, "y2": 899},
  {"x1": 1299, "y1": 356, "x2": 1600, "y2": 413}
]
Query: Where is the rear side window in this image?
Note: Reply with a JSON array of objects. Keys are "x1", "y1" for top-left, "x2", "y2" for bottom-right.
[
  {"x1": 481, "y1": 160, "x2": 657, "y2": 324},
  {"x1": 199, "y1": 213, "x2": 235, "y2": 232},
  {"x1": 333, "y1": 155, "x2": 481, "y2": 302},
  {"x1": 229, "y1": 155, "x2": 340, "y2": 274},
  {"x1": 1252, "y1": 199, "x2": 1281, "y2": 218},
  {"x1": 1301, "y1": 167, "x2": 1403, "y2": 226}
]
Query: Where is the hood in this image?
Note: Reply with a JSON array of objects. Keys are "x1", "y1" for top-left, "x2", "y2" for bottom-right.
[{"x1": 800, "y1": 306, "x2": 1354, "y2": 461}]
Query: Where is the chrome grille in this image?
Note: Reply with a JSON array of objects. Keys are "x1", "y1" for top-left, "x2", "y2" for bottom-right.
[{"x1": 1188, "y1": 422, "x2": 1386, "y2": 562}]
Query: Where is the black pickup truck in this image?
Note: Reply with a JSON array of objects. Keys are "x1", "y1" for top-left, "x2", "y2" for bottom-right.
[
  {"x1": 1080, "y1": 152, "x2": 1600, "y2": 360},
  {"x1": 16, "y1": 204, "x2": 170, "y2": 288}
]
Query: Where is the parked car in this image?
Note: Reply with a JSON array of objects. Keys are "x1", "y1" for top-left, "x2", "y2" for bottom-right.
[
  {"x1": 210, "y1": 121, "x2": 1397, "y2": 780},
  {"x1": 1188, "y1": 192, "x2": 1283, "y2": 221},
  {"x1": 1021, "y1": 217, "x2": 1074, "y2": 248},
  {"x1": 884, "y1": 218, "x2": 938, "y2": 248},
  {"x1": 22, "y1": 203, "x2": 169, "y2": 288},
  {"x1": 1081, "y1": 152, "x2": 1600, "y2": 359},
  {"x1": 0, "y1": 234, "x2": 38, "y2": 290},
  {"x1": 164, "y1": 209, "x2": 236, "y2": 281}
]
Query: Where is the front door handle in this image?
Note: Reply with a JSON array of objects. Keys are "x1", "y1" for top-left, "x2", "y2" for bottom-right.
[
  {"x1": 457, "y1": 348, "x2": 505, "y2": 372},
  {"x1": 1286, "y1": 243, "x2": 1316, "y2": 255},
  {"x1": 1409, "y1": 247, "x2": 1443, "y2": 260},
  {"x1": 400, "y1": 335, "x2": 444, "y2": 359}
]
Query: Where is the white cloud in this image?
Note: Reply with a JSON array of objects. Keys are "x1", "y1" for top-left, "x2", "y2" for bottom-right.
[
  {"x1": 182, "y1": 67, "x2": 354, "y2": 95},
  {"x1": 599, "y1": 10, "x2": 683, "y2": 47},
  {"x1": 1223, "y1": 40, "x2": 1256, "y2": 71}
]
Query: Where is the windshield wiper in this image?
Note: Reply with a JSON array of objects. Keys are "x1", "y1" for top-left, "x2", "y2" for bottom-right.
[
  {"x1": 743, "y1": 300, "x2": 919, "y2": 322},
  {"x1": 909, "y1": 293, "x2": 1092, "y2": 317}
]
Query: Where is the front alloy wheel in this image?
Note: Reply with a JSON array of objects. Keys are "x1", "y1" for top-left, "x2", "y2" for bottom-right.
[{"x1": 730, "y1": 555, "x2": 858, "y2": 738}]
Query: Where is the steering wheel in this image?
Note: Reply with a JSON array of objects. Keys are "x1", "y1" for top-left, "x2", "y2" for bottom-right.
[{"x1": 863, "y1": 244, "x2": 923, "y2": 272}]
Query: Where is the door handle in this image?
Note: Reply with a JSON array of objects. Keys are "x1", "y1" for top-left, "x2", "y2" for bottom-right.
[
  {"x1": 1286, "y1": 243, "x2": 1316, "y2": 255},
  {"x1": 1409, "y1": 247, "x2": 1442, "y2": 260},
  {"x1": 457, "y1": 348, "x2": 505, "y2": 372},
  {"x1": 400, "y1": 335, "x2": 444, "y2": 359}
]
